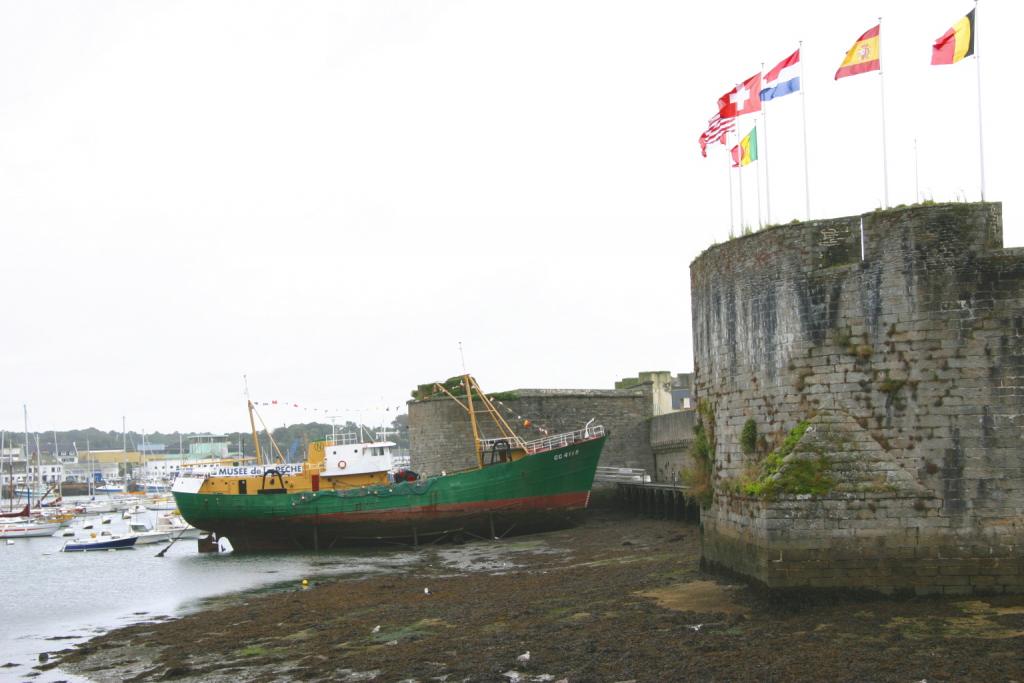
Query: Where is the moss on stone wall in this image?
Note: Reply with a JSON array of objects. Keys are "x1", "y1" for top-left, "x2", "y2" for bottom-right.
[
  {"x1": 737, "y1": 421, "x2": 836, "y2": 498},
  {"x1": 740, "y1": 418, "x2": 757, "y2": 455}
]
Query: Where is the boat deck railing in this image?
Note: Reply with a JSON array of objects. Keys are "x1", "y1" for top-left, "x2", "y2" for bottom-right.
[
  {"x1": 479, "y1": 424, "x2": 605, "y2": 455},
  {"x1": 328, "y1": 432, "x2": 361, "y2": 446}
]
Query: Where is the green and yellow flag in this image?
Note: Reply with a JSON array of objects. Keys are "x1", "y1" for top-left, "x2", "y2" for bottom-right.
[{"x1": 731, "y1": 127, "x2": 758, "y2": 167}]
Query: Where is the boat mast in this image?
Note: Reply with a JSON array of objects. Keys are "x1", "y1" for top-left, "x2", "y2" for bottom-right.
[
  {"x1": 466, "y1": 376, "x2": 521, "y2": 445},
  {"x1": 122, "y1": 415, "x2": 129, "y2": 485},
  {"x1": 1, "y1": 430, "x2": 7, "y2": 510},
  {"x1": 248, "y1": 400, "x2": 264, "y2": 465},
  {"x1": 86, "y1": 437, "x2": 93, "y2": 497},
  {"x1": 433, "y1": 375, "x2": 522, "y2": 465},
  {"x1": 53, "y1": 430, "x2": 61, "y2": 498},
  {"x1": 145, "y1": 429, "x2": 149, "y2": 479},
  {"x1": 23, "y1": 405, "x2": 30, "y2": 505},
  {"x1": 463, "y1": 375, "x2": 484, "y2": 469}
]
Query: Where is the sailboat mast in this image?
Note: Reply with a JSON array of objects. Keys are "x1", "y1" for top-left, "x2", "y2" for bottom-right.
[
  {"x1": 53, "y1": 429, "x2": 63, "y2": 498},
  {"x1": 23, "y1": 405, "x2": 29, "y2": 504},
  {"x1": 142, "y1": 429, "x2": 147, "y2": 482},
  {"x1": 1, "y1": 430, "x2": 7, "y2": 510},
  {"x1": 87, "y1": 437, "x2": 93, "y2": 497}
]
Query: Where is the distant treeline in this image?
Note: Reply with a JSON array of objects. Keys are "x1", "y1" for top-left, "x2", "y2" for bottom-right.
[{"x1": 0, "y1": 414, "x2": 409, "y2": 458}]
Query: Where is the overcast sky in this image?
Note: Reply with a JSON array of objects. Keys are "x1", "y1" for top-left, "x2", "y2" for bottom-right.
[{"x1": 0, "y1": 0, "x2": 1015, "y2": 435}]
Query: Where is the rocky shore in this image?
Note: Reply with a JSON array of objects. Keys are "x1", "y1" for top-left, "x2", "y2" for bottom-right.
[{"x1": 49, "y1": 494, "x2": 1024, "y2": 682}]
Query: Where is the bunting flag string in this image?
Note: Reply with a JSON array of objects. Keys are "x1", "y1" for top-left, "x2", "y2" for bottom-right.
[
  {"x1": 492, "y1": 400, "x2": 552, "y2": 436},
  {"x1": 418, "y1": 382, "x2": 554, "y2": 436},
  {"x1": 252, "y1": 400, "x2": 406, "y2": 416}
]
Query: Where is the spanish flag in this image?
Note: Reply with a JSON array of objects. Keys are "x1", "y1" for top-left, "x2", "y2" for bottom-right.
[
  {"x1": 835, "y1": 24, "x2": 881, "y2": 80},
  {"x1": 932, "y1": 9, "x2": 975, "y2": 65},
  {"x1": 731, "y1": 127, "x2": 758, "y2": 167}
]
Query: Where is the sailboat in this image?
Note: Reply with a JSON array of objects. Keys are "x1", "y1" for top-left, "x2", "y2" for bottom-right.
[{"x1": 0, "y1": 504, "x2": 30, "y2": 519}]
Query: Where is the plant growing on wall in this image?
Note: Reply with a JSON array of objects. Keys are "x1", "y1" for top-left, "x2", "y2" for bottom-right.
[
  {"x1": 684, "y1": 400, "x2": 716, "y2": 507},
  {"x1": 740, "y1": 420, "x2": 835, "y2": 498},
  {"x1": 740, "y1": 418, "x2": 757, "y2": 455}
]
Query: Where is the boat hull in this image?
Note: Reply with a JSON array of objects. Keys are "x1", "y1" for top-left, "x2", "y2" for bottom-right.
[
  {"x1": 174, "y1": 435, "x2": 606, "y2": 551},
  {"x1": 0, "y1": 522, "x2": 62, "y2": 538},
  {"x1": 61, "y1": 536, "x2": 138, "y2": 552},
  {"x1": 130, "y1": 531, "x2": 171, "y2": 545}
]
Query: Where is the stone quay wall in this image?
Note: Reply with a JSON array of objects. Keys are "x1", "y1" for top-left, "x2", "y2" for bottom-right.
[
  {"x1": 649, "y1": 410, "x2": 696, "y2": 484},
  {"x1": 408, "y1": 388, "x2": 653, "y2": 476},
  {"x1": 691, "y1": 202, "x2": 1024, "y2": 594}
]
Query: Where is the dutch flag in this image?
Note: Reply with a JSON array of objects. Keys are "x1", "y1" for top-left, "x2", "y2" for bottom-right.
[{"x1": 760, "y1": 49, "x2": 800, "y2": 102}]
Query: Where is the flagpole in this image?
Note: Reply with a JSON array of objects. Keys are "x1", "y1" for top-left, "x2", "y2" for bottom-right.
[
  {"x1": 737, "y1": 133, "x2": 745, "y2": 232},
  {"x1": 755, "y1": 125, "x2": 763, "y2": 228},
  {"x1": 914, "y1": 138, "x2": 920, "y2": 203},
  {"x1": 975, "y1": 0, "x2": 986, "y2": 201},
  {"x1": 761, "y1": 61, "x2": 771, "y2": 225},
  {"x1": 727, "y1": 145, "x2": 735, "y2": 232},
  {"x1": 800, "y1": 40, "x2": 811, "y2": 220},
  {"x1": 879, "y1": 16, "x2": 890, "y2": 208}
]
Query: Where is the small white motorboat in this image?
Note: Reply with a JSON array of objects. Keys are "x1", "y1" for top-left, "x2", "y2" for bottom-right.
[
  {"x1": 155, "y1": 512, "x2": 201, "y2": 539},
  {"x1": 127, "y1": 519, "x2": 171, "y2": 545},
  {"x1": 77, "y1": 500, "x2": 116, "y2": 515}
]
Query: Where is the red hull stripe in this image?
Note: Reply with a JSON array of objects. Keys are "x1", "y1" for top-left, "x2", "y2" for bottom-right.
[{"x1": 283, "y1": 491, "x2": 590, "y2": 525}]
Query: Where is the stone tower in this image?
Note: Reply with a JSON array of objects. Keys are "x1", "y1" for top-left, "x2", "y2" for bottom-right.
[{"x1": 690, "y1": 203, "x2": 1024, "y2": 594}]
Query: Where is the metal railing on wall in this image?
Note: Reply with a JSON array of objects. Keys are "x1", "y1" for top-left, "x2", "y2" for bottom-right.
[{"x1": 594, "y1": 466, "x2": 650, "y2": 483}]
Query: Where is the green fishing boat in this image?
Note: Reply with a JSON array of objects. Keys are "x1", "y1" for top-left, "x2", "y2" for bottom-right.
[{"x1": 171, "y1": 376, "x2": 607, "y2": 551}]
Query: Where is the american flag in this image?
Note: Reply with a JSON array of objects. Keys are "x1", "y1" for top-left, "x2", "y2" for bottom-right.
[{"x1": 699, "y1": 114, "x2": 735, "y2": 158}]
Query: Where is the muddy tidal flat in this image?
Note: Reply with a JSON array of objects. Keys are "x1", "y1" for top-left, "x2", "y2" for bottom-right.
[{"x1": 51, "y1": 500, "x2": 1024, "y2": 682}]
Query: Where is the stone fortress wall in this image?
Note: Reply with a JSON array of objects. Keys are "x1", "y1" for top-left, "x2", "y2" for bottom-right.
[
  {"x1": 408, "y1": 372, "x2": 692, "y2": 477},
  {"x1": 690, "y1": 202, "x2": 1024, "y2": 594}
]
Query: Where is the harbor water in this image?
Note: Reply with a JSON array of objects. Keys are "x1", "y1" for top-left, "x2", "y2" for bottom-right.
[{"x1": 0, "y1": 496, "x2": 419, "y2": 682}]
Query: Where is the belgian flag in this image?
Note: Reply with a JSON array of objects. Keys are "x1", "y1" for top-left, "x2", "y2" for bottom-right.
[{"x1": 932, "y1": 9, "x2": 975, "y2": 65}]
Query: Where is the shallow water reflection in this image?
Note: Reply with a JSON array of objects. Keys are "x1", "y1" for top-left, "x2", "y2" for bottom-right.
[{"x1": 0, "y1": 505, "x2": 418, "y2": 682}]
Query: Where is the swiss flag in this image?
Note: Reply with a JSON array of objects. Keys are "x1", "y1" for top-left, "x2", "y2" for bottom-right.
[{"x1": 717, "y1": 73, "x2": 762, "y2": 118}]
